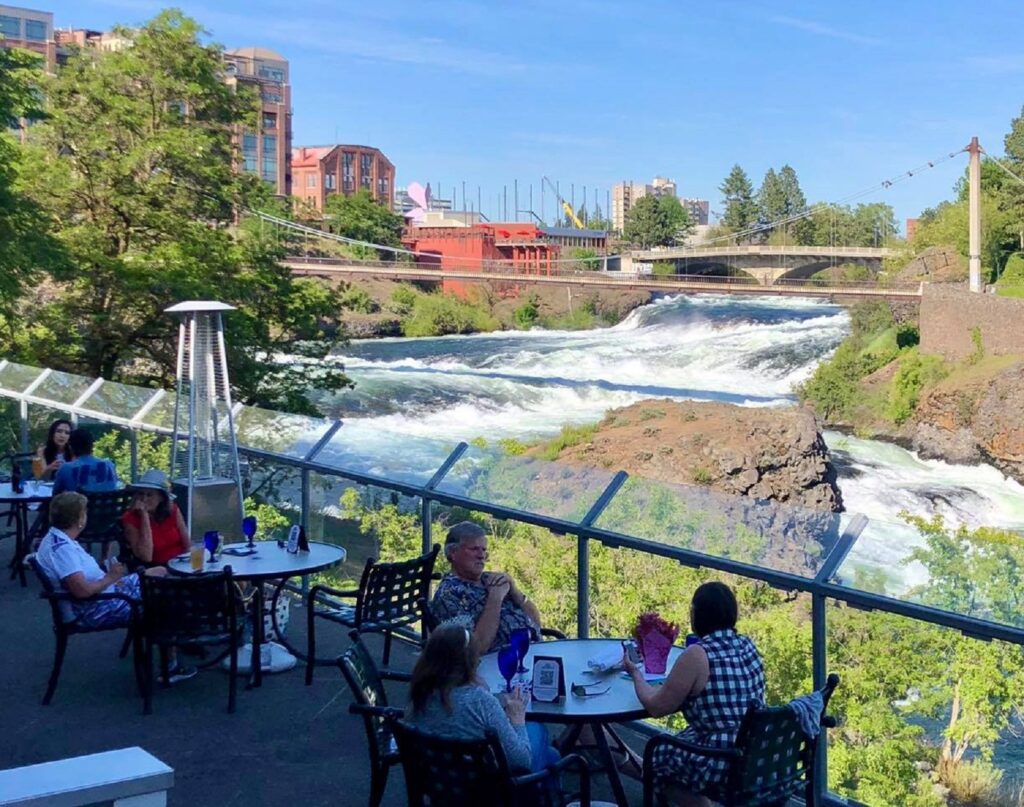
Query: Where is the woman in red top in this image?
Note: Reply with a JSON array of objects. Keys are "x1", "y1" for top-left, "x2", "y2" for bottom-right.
[{"x1": 122, "y1": 469, "x2": 190, "y2": 567}]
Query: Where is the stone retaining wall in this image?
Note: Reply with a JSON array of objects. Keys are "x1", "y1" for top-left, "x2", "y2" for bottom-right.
[{"x1": 919, "y1": 284, "x2": 1024, "y2": 361}]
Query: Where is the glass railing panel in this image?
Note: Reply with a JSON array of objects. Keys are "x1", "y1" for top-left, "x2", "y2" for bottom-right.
[
  {"x1": 32, "y1": 370, "x2": 94, "y2": 405},
  {"x1": 0, "y1": 361, "x2": 44, "y2": 394},
  {"x1": 0, "y1": 396, "x2": 21, "y2": 453},
  {"x1": 26, "y1": 403, "x2": 71, "y2": 453},
  {"x1": 82, "y1": 381, "x2": 160, "y2": 421},
  {"x1": 593, "y1": 475, "x2": 844, "y2": 579},
  {"x1": 137, "y1": 390, "x2": 178, "y2": 430},
  {"x1": 234, "y1": 405, "x2": 333, "y2": 458},
  {"x1": 316, "y1": 423, "x2": 456, "y2": 486},
  {"x1": 434, "y1": 444, "x2": 616, "y2": 523},
  {"x1": 828, "y1": 516, "x2": 1024, "y2": 630}
]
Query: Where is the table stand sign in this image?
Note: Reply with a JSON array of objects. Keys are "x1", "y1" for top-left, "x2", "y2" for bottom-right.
[{"x1": 531, "y1": 656, "x2": 565, "y2": 703}]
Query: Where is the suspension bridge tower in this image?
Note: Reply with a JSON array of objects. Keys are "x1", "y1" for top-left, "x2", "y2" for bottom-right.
[{"x1": 968, "y1": 136, "x2": 982, "y2": 293}]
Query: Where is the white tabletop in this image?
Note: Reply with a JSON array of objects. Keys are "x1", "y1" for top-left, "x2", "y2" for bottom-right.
[
  {"x1": 167, "y1": 540, "x2": 346, "y2": 581},
  {"x1": 478, "y1": 638, "x2": 683, "y2": 723},
  {"x1": 0, "y1": 481, "x2": 53, "y2": 502}
]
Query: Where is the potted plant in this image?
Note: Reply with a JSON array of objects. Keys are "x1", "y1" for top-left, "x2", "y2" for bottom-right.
[{"x1": 633, "y1": 611, "x2": 679, "y2": 675}]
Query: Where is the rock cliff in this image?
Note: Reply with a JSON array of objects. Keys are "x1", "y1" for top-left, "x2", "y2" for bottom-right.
[{"x1": 547, "y1": 400, "x2": 843, "y2": 513}]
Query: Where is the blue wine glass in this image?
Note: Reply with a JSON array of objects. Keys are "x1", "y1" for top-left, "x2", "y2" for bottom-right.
[
  {"x1": 242, "y1": 515, "x2": 257, "y2": 548},
  {"x1": 497, "y1": 645, "x2": 519, "y2": 693},
  {"x1": 204, "y1": 530, "x2": 220, "y2": 562},
  {"x1": 510, "y1": 628, "x2": 530, "y2": 674}
]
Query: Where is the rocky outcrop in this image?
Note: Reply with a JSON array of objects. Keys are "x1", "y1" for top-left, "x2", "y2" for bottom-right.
[
  {"x1": 894, "y1": 246, "x2": 968, "y2": 284},
  {"x1": 548, "y1": 400, "x2": 843, "y2": 513},
  {"x1": 912, "y1": 358, "x2": 1024, "y2": 483}
]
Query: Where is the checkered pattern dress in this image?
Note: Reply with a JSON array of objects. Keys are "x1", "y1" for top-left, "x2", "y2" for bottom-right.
[{"x1": 650, "y1": 628, "x2": 766, "y2": 794}]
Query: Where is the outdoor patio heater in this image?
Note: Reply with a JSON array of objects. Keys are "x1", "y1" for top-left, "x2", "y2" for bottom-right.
[{"x1": 165, "y1": 301, "x2": 244, "y2": 542}]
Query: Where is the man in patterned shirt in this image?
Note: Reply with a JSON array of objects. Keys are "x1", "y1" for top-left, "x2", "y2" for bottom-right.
[{"x1": 430, "y1": 521, "x2": 541, "y2": 655}]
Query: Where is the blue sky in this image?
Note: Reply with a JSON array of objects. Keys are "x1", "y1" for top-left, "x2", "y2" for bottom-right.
[{"x1": 40, "y1": 0, "x2": 1024, "y2": 227}]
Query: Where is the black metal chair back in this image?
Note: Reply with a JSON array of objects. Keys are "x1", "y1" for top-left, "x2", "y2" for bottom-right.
[
  {"x1": 80, "y1": 489, "x2": 133, "y2": 552},
  {"x1": 391, "y1": 720, "x2": 511, "y2": 807},
  {"x1": 643, "y1": 674, "x2": 841, "y2": 807},
  {"x1": 28, "y1": 554, "x2": 141, "y2": 705},
  {"x1": 338, "y1": 632, "x2": 402, "y2": 807},
  {"x1": 139, "y1": 567, "x2": 243, "y2": 713}
]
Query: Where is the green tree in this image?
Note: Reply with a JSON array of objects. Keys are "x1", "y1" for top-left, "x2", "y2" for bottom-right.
[
  {"x1": 719, "y1": 164, "x2": 758, "y2": 235},
  {"x1": 0, "y1": 47, "x2": 63, "y2": 333},
  {"x1": 623, "y1": 195, "x2": 673, "y2": 248},
  {"x1": 757, "y1": 168, "x2": 787, "y2": 232},
  {"x1": 586, "y1": 203, "x2": 612, "y2": 231},
  {"x1": 16, "y1": 11, "x2": 349, "y2": 414},
  {"x1": 657, "y1": 196, "x2": 694, "y2": 245},
  {"x1": 323, "y1": 188, "x2": 405, "y2": 256}
]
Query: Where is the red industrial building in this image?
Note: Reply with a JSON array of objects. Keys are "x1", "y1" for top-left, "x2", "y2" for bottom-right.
[{"x1": 403, "y1": 223, "x2": 561, "y2": 297}]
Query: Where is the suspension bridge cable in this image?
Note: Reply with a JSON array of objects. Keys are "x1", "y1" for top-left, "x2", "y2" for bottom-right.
[{"x1": 979, "y1": 146, "x2": 1024, "y2": 188}]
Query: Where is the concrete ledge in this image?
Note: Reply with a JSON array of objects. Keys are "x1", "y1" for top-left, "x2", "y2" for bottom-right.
[{"x1": 0, "y1": 746, "x2": 173, "y2": 807}]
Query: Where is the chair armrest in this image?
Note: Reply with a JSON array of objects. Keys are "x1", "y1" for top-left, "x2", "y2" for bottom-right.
[
  {"x1": 510, "y1": 751, "x2": 588, "y2": 787},
  {"x1": 379, "y1": 669, "x2": 412, "y2": 683},
  {"x1": 309, "y1": 583, "x2": 359, "y2": 601},
  {"x1": 540, "y1": 627, "x2": 567, "y2": 640},
  {"x1": 40, "y1": 590, "x2": 139, "y2": 607},
  {"x1": 645, "y1": 732, "x2": 742, "y2": 761},
  {"x1": 349, "y1": 703, "x2": 404, "y2": 720}
]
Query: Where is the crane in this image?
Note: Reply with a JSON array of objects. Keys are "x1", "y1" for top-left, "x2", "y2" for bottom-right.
[{"x1": 542, "y1": 176, "x2": 585, "y2": 229}]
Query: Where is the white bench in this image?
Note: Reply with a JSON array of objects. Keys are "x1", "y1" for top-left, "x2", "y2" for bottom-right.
[{"x1": 0, "y1": 747, "x2": 173, "y2": 806}]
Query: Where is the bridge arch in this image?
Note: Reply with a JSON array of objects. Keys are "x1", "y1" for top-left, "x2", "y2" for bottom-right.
[{"x1": 665, "y1": 259, "x2": 758, "y2": 281}]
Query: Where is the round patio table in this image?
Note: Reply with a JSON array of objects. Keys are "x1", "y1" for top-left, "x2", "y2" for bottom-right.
[
  {"x1": 0, "y1": 481, "x2": 52, "y2": 587},
  {"x1": 479, "y1": 638, "x2": 683, "y2": 807},
  {"x1": 168, "y1": 540, "x2": 346, "y2": 686}
]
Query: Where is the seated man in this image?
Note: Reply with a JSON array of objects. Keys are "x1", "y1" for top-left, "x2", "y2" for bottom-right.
[
  {"x1": 431, "y1": 521, "x2": 542, "y2": 655},
  {"x1": 53, "y1": 428, "x2": 119, "y2": 495}
]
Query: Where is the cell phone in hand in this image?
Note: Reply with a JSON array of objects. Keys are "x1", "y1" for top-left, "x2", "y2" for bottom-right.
[{"x1": 622, "y1": 639, "x2": 641, "y2": 665}]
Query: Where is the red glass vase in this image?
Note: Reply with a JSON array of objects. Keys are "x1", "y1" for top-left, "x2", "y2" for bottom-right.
[{"x1": 640, "y1": 631, "x2": 673, "y2": 675}]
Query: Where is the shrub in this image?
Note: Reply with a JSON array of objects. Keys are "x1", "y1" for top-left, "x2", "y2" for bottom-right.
[
  {"x1": 886, "y1": 350, "x2": 947, "y2": 425},
  {"x1": 389, "y1": 284, "x2": 418, "y2": 315},
  {"x1": 652, "y1": 261, "x2": 676, "y2": 277},
  {"x1": 340, "y1": 284, "x2": 378, "y2": 313},
  {"x1": 692, "y1": 466, "x2": 713, "y2": 484},
  {"x1": 571, "y1": 247, "x2": 600, "y2": 271},
  {"x1": 513, "y1": 294, "x2": 540, "y2": 329},
  {"x1": 996, "y1": 252, "x2": 1024, "y2": 288},
  {"x1": 937, "y1": 758, "x2": 1002, "y2": 805},
  {"x1": 401, "y1": 293, "x2": 498, "y2": 337},
  {"x1": 798, "y1": 342, "x2": 866, "y2": 420},
  {"x1": 535, "y1": 423, "x2": 599, "y2": 461}
]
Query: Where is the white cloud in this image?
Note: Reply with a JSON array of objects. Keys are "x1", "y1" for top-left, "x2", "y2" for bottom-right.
[{"x1": 768, "y1": 15, "x2": 885, "y2": 47}]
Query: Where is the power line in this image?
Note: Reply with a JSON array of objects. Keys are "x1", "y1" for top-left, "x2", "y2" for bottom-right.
[{"x1": 979, "y1": 146, "x2": 1024, "y2": 188}]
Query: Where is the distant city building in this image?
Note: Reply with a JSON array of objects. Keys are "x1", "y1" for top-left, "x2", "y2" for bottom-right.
[
  {"x1": 612, "y1": 176, "x2": 677, "y2": 232},
  {"x1": 681, "y1": 197, "x2": 710, "y2": 226},
  {"x1": 395, "y1": 184, "x2": 452, "y2": 216},
  {"x1": 291, "y1": 144, "x2": 395, "y2": 213},
  {"x1": 54, "y1": 27, "x2": 130, "y2": 58},
  {"x1": 1, "y1": 5, "x2": 54, "y2": 140},
  {"x1": 223, "y1": 47, "x2": 292, "y2": 197},
  {"x1": 906, "y1": 218, "x2": 919, "y2": 241}
]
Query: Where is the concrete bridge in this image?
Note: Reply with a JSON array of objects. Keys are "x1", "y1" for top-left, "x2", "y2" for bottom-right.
[
  {"x1": 623, "y1": 245, "x2": 896, "y2": 284},
  {"x1": 283, "y1": 257, "x2": 922, "y2": 299}
]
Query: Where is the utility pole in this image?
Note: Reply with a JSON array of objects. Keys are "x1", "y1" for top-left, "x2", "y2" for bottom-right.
[
  {"x1": 968, "y1": 136, "x2": 982, "y2": 293},
  {"x1": 514, "y1": 179, "x2": 519, "y2": 222}
]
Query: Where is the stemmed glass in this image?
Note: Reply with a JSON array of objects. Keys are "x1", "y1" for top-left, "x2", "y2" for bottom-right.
[
  {"x1": 497, "y1": 645, "x2": 519, "y2": 693},
  {"x1": 242, "y1": 515, "x2": 258, "y2": 550},
  {"x1": 510, "y1": 627, "x2": 530, "y2": 674},
  {"x1": 204, "y1": 530, "x2": 220, "y2": 563}
]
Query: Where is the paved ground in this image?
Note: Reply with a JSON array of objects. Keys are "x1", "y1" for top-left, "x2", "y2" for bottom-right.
[{"x1": 0, "y1": 536, "x2": 647, "y2": 806}]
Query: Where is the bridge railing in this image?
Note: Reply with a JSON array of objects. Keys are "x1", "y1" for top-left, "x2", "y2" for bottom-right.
[{"x1": 628, "y1": 244, "x2": 896, "y2": 257}]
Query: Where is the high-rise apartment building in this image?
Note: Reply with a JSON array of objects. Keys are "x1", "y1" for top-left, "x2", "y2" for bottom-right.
[
  {"x1": 612, "y1": 176, "x2": 677, "y2": 232},
  {"x1": 291, "y1": 144, "x2": 395, "y2": 213},
  {"x1": 681, "y1": 198, "x2": 710, "y2": 226},
  {"x1": 223, "y1": 47, "x2": 292, "y2": 197}
]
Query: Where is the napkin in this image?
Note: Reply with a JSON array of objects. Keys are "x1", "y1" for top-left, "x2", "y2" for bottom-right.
[{"x1": 587, "y1": 646, "x2": 625, "y2": 673}]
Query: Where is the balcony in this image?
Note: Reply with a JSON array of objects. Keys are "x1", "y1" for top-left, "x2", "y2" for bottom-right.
[{"x1": 1, "y1": 358, "x2": 1022, "y2": 805}]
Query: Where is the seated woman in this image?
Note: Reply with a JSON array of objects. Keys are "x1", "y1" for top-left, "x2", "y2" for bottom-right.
[
  {"x1": 34, "y1": 419, "x2": 73, "y2": 481},
  {"x1": 406, "y1": 622, "x2": 559, "y2": 776},
  {"x1": 121, "y1": 469, "x2": 189, "y2": 567},
  {"x1": 625, "y1": 582, "x2": 765, "y2": 807}
]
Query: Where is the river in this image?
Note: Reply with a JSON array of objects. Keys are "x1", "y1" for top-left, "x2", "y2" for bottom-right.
[{"x1": 311, "y1": 293, "x2": 1024, "y2": 590}]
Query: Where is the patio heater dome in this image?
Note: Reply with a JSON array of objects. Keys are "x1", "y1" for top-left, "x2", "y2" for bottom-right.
[{"x1": 165, "y1": 300, "x2": 244, "y2": 542}]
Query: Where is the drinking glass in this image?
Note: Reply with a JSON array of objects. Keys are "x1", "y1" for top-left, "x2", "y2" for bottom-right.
[
  {"x1": 204, "y1": 531, "x2": 220, "y2": 562},
  {"x1": 31, "y1": 455, "x2": 44, "y2": 482},
  {"x1": 242, "y1": 515, "x2": 257, "y2": 548},
  {"x1": 497, "y1": 645, "x2": 519, "y2": 693},
  {"x1": 510, "y1": 627, "x2": 530, "y2": 674},
  {"x1": 189, "y1": 543, "x2": 206, "y2": 573}
]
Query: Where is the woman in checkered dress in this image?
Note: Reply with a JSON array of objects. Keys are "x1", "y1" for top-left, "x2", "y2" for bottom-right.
[{"x1": 624, "y1": 582, "x2": 766, "y2": 806}]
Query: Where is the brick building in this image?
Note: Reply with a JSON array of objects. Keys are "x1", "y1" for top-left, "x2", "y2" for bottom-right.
[
  {"x1": 223, "y1": 47, "x2": 292, "y2": 197},
  {"x1": 0, "y1": 4, "x2": 55, "y2": 65},
  {"x1": 291, "y1": 144, "x2": 395, "y2": 213}
]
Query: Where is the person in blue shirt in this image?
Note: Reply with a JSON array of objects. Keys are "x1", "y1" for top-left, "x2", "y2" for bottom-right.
[{"x1": 52, "y1": 429, "x2": 120, "y2": 495}]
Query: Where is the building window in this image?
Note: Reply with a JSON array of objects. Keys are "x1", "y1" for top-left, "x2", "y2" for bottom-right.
[
  {"x1": 24, "y1": 19, "x2": 46, "y2": 41},
  {"x1": 262, "y1": 112, "x2": 277, "y2": 131},
  {"x1": 261, "y1": 155, "x2": 277, "y2": 182},
  {"x1": 326, "y1": 172, "x2": 336, "y2": 191},
  {"x1": 306, "y1": 173, "x2": 317, "y2": 188},
  {"x1": 262, "y1": 134, "x2": 277, "y2": 153},
  {"x1": 257, "y1": 65, "x2": 285, "y2": 82},
  {"x1": 360, "y1": 154, "x2": 373, "y2": 188},
  {"x1": 0, "y1": 16, "x2": 20, "y2": 38},
  {"x1": 262, "y1": 90, "x2": 282, "y2": 103},
  {"x1": 242, "y1": 133, "x2": 257, "y2": 173}
]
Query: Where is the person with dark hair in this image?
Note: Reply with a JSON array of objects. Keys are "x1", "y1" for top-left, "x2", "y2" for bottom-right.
[
  {"x1": 406, "y1": 622, "x2": 558, "y2": 774},
  {"x1": 33, "y1": 419, "x2": 73, "y2": 480},
  {"x1": 430, "y1": 521, "x2": 541, "y2": 655},
  {"x1": 122, "y1": 469, "x2": 190, "y2": 566},
  {"x1": 52, "y1": 428, "x2": 119, "y2": 495},
  {"x1": 624, "y1": 582, "x2": 765, "y2": 806}
]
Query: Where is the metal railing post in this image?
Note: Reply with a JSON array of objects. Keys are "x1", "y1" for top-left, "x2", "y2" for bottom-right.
[
  {"x1": 19, "y1": 400, "x2": 28, "y2": 452},
  {"x1": 421, "y1": 497, "x2": 433, "y2": 555},
  {"x1": 812, "y1": 592, "x2": 828, "y2": 802},
  {"x1": 576, "y1": 537, "x2": 589, "y2": 639},
  {"x1": 129, "y1": 429, "x2": 138, "y2": 482},
  {"x1": 300, "y1": 467, "x2": 311, "y2": 598}
]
